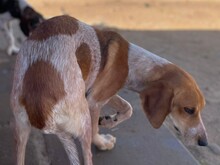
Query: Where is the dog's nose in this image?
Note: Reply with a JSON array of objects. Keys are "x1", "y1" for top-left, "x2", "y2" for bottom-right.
[{"x1": 198, "y1": 137, "x2": 208, "y2": 146}]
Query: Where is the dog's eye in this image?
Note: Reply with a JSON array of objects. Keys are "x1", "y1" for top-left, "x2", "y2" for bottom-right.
[{"x1": 184, "y1": 107, "x2": 195, "y2": 115}]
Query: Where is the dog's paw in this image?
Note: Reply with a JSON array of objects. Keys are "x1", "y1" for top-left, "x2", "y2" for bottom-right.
[
  {"x1": 93, "y1": 134, "x2": 116, "y2": 150},
  {"x1": 99, "y1": 114, "x2": 118, "y2": 129},
  {"x1": 7, "y1": 46, "x2": 19, "y2": 56}
]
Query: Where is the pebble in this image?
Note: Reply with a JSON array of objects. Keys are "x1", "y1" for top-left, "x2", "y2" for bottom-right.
[{"x1": 208, "y1": 143, "x2": 220, "y2": 155}]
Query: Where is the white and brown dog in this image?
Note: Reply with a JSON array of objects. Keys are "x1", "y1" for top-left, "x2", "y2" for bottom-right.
[
  {"x1": 11, "y1": 15, "x2": 208, "y2": 165},
  {"x1": 0, "y1": 0, "x2": 44, "y2": 55}
]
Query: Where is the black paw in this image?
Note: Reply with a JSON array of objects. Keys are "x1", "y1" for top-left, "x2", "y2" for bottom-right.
[{"x1": 99, "y1": 115, "x2": 115, "y2": 125}]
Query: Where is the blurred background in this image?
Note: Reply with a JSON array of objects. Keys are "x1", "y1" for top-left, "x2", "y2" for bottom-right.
[
  {"x1": 1, "y1": 0, "x2": 220, "y2": 165},
  {"x1": 29, "y1": 0, "x2": 220, "y2": 30}
]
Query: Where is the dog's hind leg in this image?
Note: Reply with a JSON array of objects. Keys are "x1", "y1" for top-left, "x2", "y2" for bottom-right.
[
  {"x1": 79, "y1": 125, "x2": 92, "y2": 165},
  {"x1": 13, "y1": 107, "x2": 31, "y2": 165},
  {"x1": 99, "y1": 95, "x2": 133, "y2": 128},
  {"x1": 57, "y1": 133, "x2": 80, "y2": 165}
]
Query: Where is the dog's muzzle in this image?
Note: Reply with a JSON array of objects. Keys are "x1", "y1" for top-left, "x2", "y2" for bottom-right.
[{"x1": 198, "y1": 136, "x2": 208, "y2": 146}]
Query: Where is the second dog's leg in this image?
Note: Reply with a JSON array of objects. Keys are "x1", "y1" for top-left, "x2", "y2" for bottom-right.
[
  {"x1": 99, "y1": 95, "x2": 133, "y2": 128},
  {"x1": 4, "y1": 21, "x2": 20, "y2": 55},
  {"x1": 57, "y1": 133, "x2": 80, "y2": 165}
]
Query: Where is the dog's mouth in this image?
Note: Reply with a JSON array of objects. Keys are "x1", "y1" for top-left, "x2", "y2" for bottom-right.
[
  {"x1": 174, "y1": 125, "x2": 181, "y2": 135},
  {"x1": 173, "y1": 124, "x2": 208, "y2": 147}
]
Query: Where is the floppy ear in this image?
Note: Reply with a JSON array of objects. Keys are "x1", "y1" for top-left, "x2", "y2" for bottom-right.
[{"x1": 140, "y1": 82, "x2": 173, "y2": 128}]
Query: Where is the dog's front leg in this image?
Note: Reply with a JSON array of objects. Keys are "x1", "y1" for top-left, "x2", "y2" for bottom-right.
[
  {"x1": 89, "y1": 100, "x2": 116, "y2": 150},
  {"x1": 99, "y1": 94, "x2": 133, "y2": 128}
]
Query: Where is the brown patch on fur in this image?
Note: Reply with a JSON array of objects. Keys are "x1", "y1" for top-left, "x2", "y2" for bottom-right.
[
  {"x1": 76, "y1": 43, "x2": 91, "y2": 80},
  {"x1": 149, "y1": 63, "x2": 203, "y2": 92},
  {"x1": 92, "y1": 29, "x2": 129, "y2": 101},
  {"x1": 29, "y1": 15, "x2": 78, "y2": 41},
  {"x1": 157, "y1": 63, "x2": 205, "y2": 107},
  {"x1": 20, "y1": 60, "x2": 66, "y2": 129}
]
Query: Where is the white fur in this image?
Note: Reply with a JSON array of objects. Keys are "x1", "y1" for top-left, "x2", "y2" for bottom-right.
[
  {"x1": 18, "y1": 0, "x2": 28, "y2": 10},
  {"x1": 0, "y1": 13, "x2": 19, "y2": 55},
  {"x1": 186, "y1": 115, "x2": 207, "y2": 140},
  {"x1": 125, "y1": 43, "x2": 171, "y2": 91},
  {"x1": 77, "y1": 22, "x2": 102, "y2": 91},
  {"x1": 92, "y1": 134, "x2": 116, "y2": 150}
]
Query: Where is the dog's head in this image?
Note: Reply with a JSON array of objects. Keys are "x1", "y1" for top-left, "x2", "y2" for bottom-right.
[
  {"x1": 19, "y1": 6, "x2": 44, "y2": 36},
  {"x1": 139, "y1": 64, "x2": 208, "y2": 146}
]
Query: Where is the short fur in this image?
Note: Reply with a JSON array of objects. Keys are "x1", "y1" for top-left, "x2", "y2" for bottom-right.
[
  {"x1": 11, "y1": 15, "x2": 208, "y2": 165},
  {"x1": 20, "y1": 60, "x2": 66, "y2": 129}
]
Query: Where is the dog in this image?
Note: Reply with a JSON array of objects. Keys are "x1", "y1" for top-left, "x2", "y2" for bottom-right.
[
  {"x1": 11, "y1": 15, "x2": 208, "y2": 165},
  {"x1": 0, "y1": 0, "x2": 44, "y2": 55}
]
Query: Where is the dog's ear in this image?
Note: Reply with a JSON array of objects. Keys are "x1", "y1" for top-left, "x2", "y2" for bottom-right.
[{"x1": 140, "y1": 81, "x2": 173, "y2": 128}]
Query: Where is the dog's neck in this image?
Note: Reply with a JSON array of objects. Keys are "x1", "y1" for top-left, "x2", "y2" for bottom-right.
[{"x1": 125, "y1": 43, "x2": 171, "y2": 92}]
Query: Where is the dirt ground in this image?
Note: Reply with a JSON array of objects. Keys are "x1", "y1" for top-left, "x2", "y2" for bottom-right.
[
  {"x1": 29, "y1": 0, "x2": 220, "y2": 30},
  {"x1": 8, "y1": 0, "x2": 220, "y2": 164}
]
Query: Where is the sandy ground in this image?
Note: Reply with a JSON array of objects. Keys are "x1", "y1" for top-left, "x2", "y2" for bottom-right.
[
  {"x1": 28, "y1": 0, "x2": 220, "y2": 30},
  {"x1": 1, "y1": 0, "x2": 220, "y2": 165}
]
